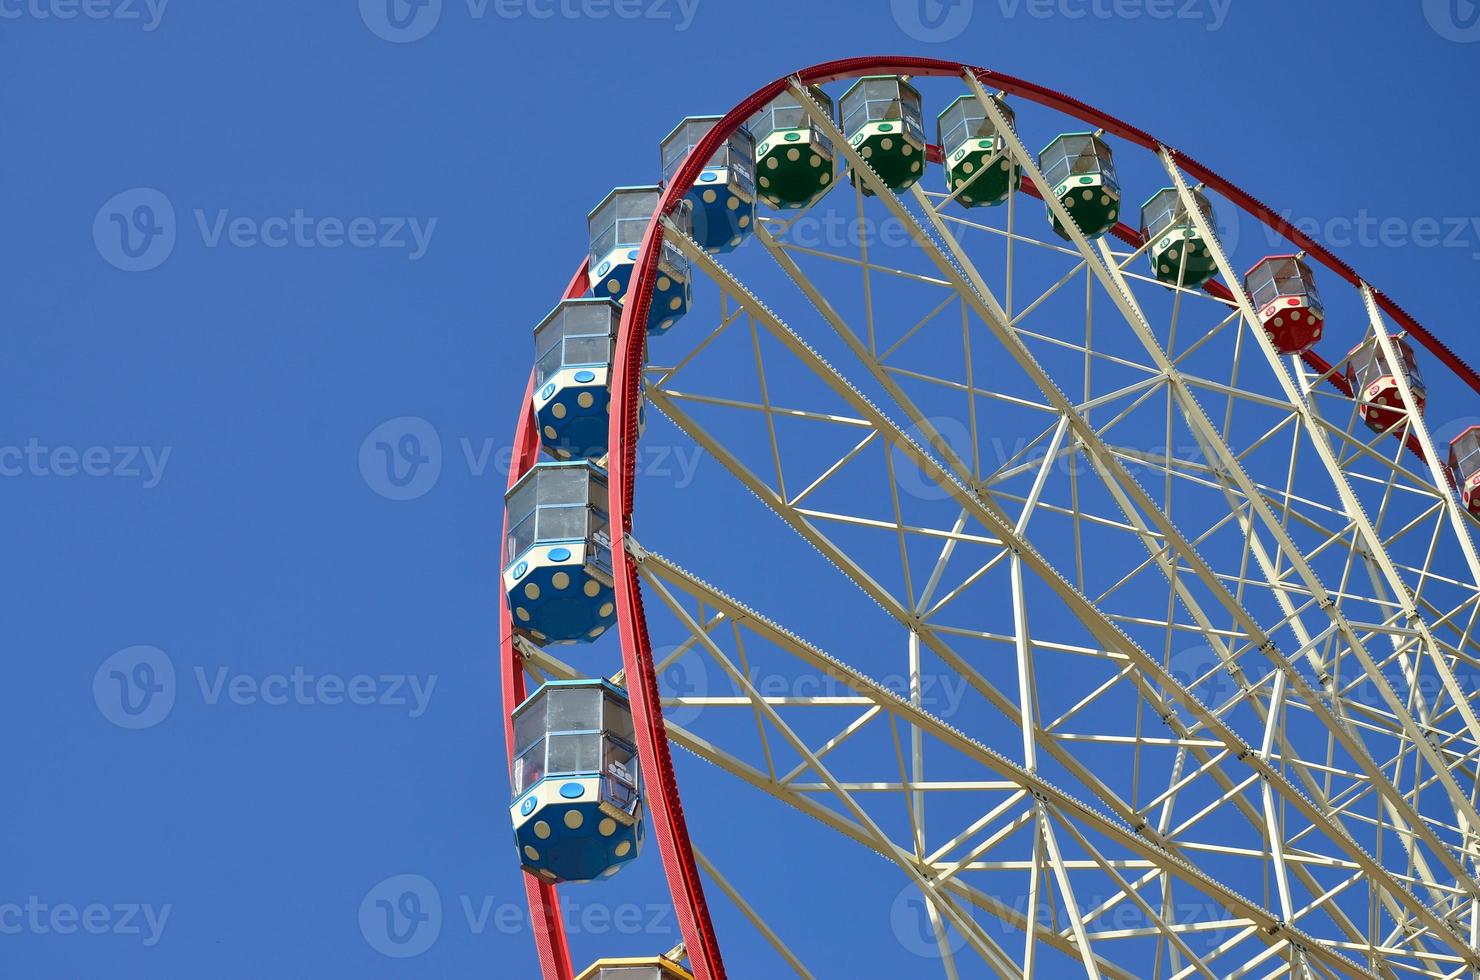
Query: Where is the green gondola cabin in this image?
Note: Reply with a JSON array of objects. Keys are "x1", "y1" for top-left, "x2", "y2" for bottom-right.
[
  {"x1": 1141, "y1": 187, "x2": 1220, "y2": 288},
  {"x1": 748, "y1": 86, "x2": 836, "y2": 210},
  {"x1": 1039, "y1": 132, "x2": 1120, "y2": 241},
  {"x1": 838, "y1": 76, "x2": 926, "y2": 196},
  {"x1": 937, "y1": 93, "x2": 1018, "y2": 208}
]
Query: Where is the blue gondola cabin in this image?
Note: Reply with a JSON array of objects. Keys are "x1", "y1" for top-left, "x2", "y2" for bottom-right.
[
  {"x1": 532, "y1": 299, "x2": 622, "y2": 461},
  {"x1": 660, "y1": 117, "x2": 757, "y2": 254},
  {"x1": 503, "y1": 461, "x2": 617, "y2": 644},
  {"x1": 587, "y1": 186, "x2": 692, "y2": 336},
  {"x1": 510, "y1": 680, "x2": 644, "y2": 884}
]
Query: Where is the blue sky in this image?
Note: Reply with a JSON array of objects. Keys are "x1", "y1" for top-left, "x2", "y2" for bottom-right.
[{"x1": 4, "y1": 1, "x2": 1480, "y2": 977}]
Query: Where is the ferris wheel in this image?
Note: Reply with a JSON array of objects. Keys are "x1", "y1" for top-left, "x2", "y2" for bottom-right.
[{"x1": 498, "y1": 56, "x2": 1480, "y2": 979}]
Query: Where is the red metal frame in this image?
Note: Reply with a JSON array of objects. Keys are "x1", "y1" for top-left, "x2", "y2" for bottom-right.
[
  {"x1": 500, "y1": 58, "x2": 1480, "y2": 980},
  {"x1": 498, "y1": 261, "x2": 592, "y2": 980}
]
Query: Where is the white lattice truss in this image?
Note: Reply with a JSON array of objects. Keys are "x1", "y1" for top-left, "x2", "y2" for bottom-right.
[{"x1": 521, "y1": 72, "x2": 1480, "y2": 979}]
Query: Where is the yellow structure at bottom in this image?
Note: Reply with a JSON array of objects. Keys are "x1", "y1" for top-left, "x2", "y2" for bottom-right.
[{"x1": 576, "y1": 955, "x2": 694, "y2": 980}]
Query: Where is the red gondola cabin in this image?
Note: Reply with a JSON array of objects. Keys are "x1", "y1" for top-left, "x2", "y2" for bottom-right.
[
  {"x1": 1244, "y1": 255, "x2": 1324, "y2": 355},
  {"x1": 1346, "y1": 335, "x2": 1427, "y2": 433}
]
